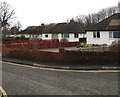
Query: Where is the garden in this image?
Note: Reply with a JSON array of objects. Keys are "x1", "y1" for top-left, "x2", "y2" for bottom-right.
[{"x1": 1, "y1": 40, "x2": 119, "y2": 65}]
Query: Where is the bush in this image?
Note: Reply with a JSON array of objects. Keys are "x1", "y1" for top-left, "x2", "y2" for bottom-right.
[
  {"x1": 19, "y1": 44, "x2": 26, "y2": 50},
  {"x1": 2, "y1": 37, "x2": 15, "y2": 41},
  {"x1": 60, "y1": 38, "x2": 68, "y2": 43},
  {"x1": 109, "y1": 40, "x2": 120, "y2": 52},
  {"x1": 52, "y1": 39, "x2": 59, "y2": 42},
  {"x1": 20, "y1": 35, "x2": 25, "y2": 40},
  {"x1": 77, "y1": 43, "x2": 92, "y2": 48},
  {"x1": 16, "y1": 37, "x2": 20, "y2": 40},
  {"x1": 92, "y1": 44, "x2": 107, "y2": 47}
]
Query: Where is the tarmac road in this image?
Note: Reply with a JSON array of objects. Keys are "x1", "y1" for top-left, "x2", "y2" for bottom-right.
[{"x1": 2, "y1": 62, "x2": 119, "y2": 96}]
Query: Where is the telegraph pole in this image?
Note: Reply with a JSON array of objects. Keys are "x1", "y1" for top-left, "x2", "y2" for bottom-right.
[{"x1": 0, "y1": 18, "x2": 2, "y2": 97}]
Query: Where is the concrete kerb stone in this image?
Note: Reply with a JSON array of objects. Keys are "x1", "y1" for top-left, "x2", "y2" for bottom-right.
[
  {"x1": 2, "y1": 59, "x2": 120, "y2": 70},
  {"x1": 2, "y1": 59, "x2": 33, "y2": 66}
]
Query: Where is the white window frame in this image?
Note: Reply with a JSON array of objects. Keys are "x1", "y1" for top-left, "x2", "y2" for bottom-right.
[
  {"x1": 109, "y1": 31, "x2": 120, "y2": 38},
  {"x1": 93, "y1": 31, "x2": 100, "y2": 38},
  {"x1": 45, "y1": 34, "x2": 48, "y2": 38},
  {"x1": 62, "y1": 33, "x2": 69, "y2": 38},
  {"x1": 74, "y1": 33, "x2": 79, "y2": 38},
  {"x1": 109, "y1": 32, "x2": 113, "y2": 38}
]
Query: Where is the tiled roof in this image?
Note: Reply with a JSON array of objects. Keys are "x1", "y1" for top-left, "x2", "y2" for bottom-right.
[
  {"x1": 16, "y1": 26, "x2": 38, "y2": 34},
  {"x1": 86, "y1": 13, "x2": 120, "y2": 31},
  {"x1": 45, "y1": 21, "x2": 83, "y2": 33},
  {"x1": 17, "y1": 21, "x2": 84, "y2": 34}
]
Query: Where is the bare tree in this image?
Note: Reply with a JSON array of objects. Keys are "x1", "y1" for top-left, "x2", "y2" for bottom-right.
[
  {"x1": 10, "y1": 26, "x2": 19, "y2": 34},
  {"x1": 118, "y1": 1, "x2": 120, "y2": 13},
  {"x1": 75, "y1": 1, "x2": 120, "y2": 31},
  {"x1": 75, "y1": 15, "x2": 86, "y2": 31},
  {"x1": 0, "y1": 2, "x2": 15, "y2": 29},
  {"x1": 14, "y1": 21, "x2": 22, "y2": 31},
  {"x1": 98, "y1": 9, "x2": 107, "y2": 20}
]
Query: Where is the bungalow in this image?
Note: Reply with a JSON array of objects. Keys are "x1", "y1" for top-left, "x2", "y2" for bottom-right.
[
  {"x1": 86, "y1": 13, "x2": 120, "y2": 45},
  {"x1": 42, "y1": 20, "x2": 86, "y2": 42},
  {"x1": 16, "y1": 20, "x2": 86, "y2": 42},
  {"x1": 15, "y1": 26, "x2": 38, "y2": 39}
]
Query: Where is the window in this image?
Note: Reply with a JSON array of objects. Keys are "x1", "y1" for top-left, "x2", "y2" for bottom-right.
[
  {"x1": 97, "y1": 32, "x2": 100, "y2": 38},
  {"x1": 45, "y1": 34, "x2": 48, "y2": 38},
  {"x1": 62, "y1": 33, "x2": 69, "y2": 38},
  {"x1": 93, "y1": 31, "x2": 100, "y2": 38},
  {"x1": 114, "y1": 32, "x2": 120, "y2": 38},
  {"x1": 109, "y1": 32, "x2": 113, "y2": 38},
  {"x1": 74, "y1": 33, "x2": 79, "y2": 38},
  {"x1": 109, "y1": 31, "x2": 120, "y2": 38},
  {"x1": 62, "y1": 33, "x2": 64, "y2": 38},
  {"x1": 93, "y1": 32, "x2": 96, "y2": 38}
]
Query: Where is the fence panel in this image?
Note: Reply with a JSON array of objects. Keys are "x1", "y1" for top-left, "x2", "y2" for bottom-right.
[{"x1": 3, "y1": 40, "x2": 80, "y2": 49}]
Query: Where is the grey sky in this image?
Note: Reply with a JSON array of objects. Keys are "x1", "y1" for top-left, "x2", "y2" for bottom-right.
[{"x1": 1, "y1": 0, "x2": 120, "y2": 29}]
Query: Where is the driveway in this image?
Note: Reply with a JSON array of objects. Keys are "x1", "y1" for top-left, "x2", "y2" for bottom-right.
[{"x1": 39, "y1": 47, "x2": 79, "y2": 52}]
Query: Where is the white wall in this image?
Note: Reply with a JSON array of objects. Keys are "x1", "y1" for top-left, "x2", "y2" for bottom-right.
[
  {"x1": 38, "y1": 34, "x2": 42, "y2": 39},
  {"x1": 42, "y1": 34, "x2": 52, "y2": 40},
  {"x1": 15, "y1": 33, "x2": 86, "y2": 42},
  {"x1": 58, "y1": 33, "x2": 86, "y2": 42},
  {"x1": 68, "y1": 33, "x2": 79, "y2": 42},
  {"x1": 58, "y1": 34, "x2": 62, "y2": 41},
  {"x1": 24, "y1": 34, "x2": 30, "y2": 38},
  {"x1": 87, "y1": 31, "x2": 117, "y2": 45},
  {"x1": 24, "y1": 34, "x2": 42, "y2": 39},
  {"x1": 79, "y1": 33, "x2": 86, "y2": 38},
  {"x1": 58, "y1": 33, "x2": 79, "y2": 42}
]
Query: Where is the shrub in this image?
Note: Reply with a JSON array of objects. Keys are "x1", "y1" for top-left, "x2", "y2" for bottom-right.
[
  {"x1": 16, "y1": 37, "x2": 20, "y2": 40},
  {"x1": 20, "y1": 35, "x2": 25, "y2": 40},
  {"x1": 60, "y1": 38, "x2": 68, "y2": 43},
  {"x1": 3, "y1": 37, "x2": 15, "y2": 41},
  {"x1": 109, "y1": 40, "x2": 120, "y2": 52},
  {"x1": 92, "y1": 44, "x2": 107, "y2": 47},
  {"x1": 77, "y1": 43, "x2": 92, "y2": 48},
  {"x1": 102, "y1": 44, "x2": 107, "y2": 46},
  {"x1": 92, "y1": 44, "x2": 100, "y2": 47},
  {"x1": 52, "y1": 39, "x2": 59, "y2": 42},
  {"x1": 19, "y1": 44, "x2": 26, "y2": 50}
]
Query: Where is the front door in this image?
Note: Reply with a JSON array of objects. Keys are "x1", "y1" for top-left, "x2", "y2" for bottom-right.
[{"x1": 52, "y1": 34, "x2": 58, "y2": 39}]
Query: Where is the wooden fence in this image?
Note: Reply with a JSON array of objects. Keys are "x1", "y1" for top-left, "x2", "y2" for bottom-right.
[{"x1": 2, "y1": 39, "x2": 80, "y2": 49}]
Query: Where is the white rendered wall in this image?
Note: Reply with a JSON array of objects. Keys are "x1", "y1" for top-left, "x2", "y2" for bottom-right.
[
  {"x1": 58, "y1": 33, "x2": 86, "y2": 42},
  {"x1": 68, "y1": 33, "x2": 79, "y2": 42},
  {"x1": 58, "y1": 33, "x2": 79, "y2": 42},
  {"x1": 38, "y1": 34, "x2": 42, "y2": 39},
  {"x1": 87, "y1": 31, "x2": 117, "y2": 45},
  {"x1": 42, "y1": 34, "x2": 52, "y2": 40}
]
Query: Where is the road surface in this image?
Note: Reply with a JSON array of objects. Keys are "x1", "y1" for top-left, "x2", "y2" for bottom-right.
[{"x1": 1, "y1": 61, "x2": 119, "y2": 96}]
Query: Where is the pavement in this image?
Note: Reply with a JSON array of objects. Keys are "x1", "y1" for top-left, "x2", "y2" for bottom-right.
[{"x1": 1, "y1": 56, "x2": 120, "y2": 70}]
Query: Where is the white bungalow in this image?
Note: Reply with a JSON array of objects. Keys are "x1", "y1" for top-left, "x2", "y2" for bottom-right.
[
  {"x1": 41, "y1": 21, "x2": 86, "y2": 42},
  {"x1": 86, "y1": 13, "x2": 120, "y2": 45},
  {"x1": 16, "y1": 20, "x2": 86, "y2": 42}
]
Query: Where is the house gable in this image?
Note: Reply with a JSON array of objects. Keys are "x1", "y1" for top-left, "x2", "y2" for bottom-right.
[{"x1": 86, "y1": 13, "x2": 120, "y2": 45}]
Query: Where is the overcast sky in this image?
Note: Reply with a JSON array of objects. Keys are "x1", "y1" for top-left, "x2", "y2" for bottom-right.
[{"x1": 1, "y1": 0, "x2": 120, "y2": 29}]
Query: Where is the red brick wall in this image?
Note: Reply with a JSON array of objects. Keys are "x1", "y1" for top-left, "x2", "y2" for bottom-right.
[
  {"x1": 2, "y1": 47, "x2": 10, "y2": 56},
  {"x1": 8, "y1": 49, "x2": 119, "y2": 65}
]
